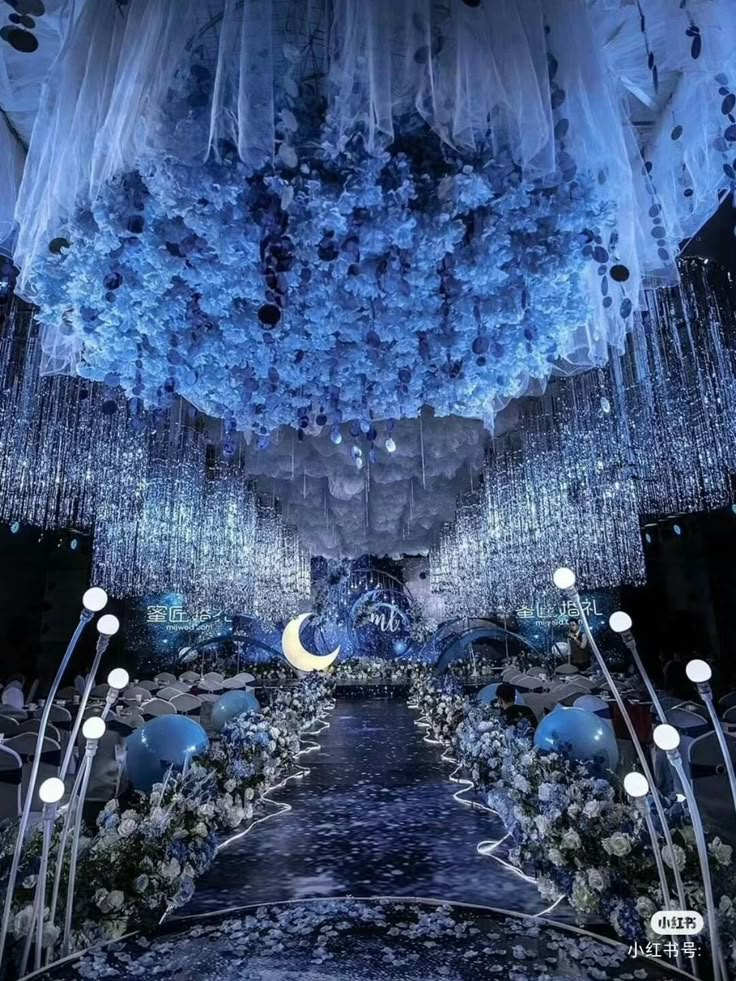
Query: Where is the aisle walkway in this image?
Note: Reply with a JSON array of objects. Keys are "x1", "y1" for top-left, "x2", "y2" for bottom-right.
[{"x1": 180, "y1": 697, "x2": 546, "y2": 916}]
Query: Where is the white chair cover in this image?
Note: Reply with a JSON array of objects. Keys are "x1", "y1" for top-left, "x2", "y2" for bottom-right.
[
  {"x1": 1, "y1": 687, "x2": 24, "y2": 710},
  {"x1": 719, "y1": 691, "x2": 736, "y2": 711},
  {"x1": 180, "y1": 671, "x2": 200, "y2": 683},
  {"x1": 0, "y1": 716, "x2": 20, "y2": 737},
  {"x1": 689, "y1": 731, "x2": 736, "y2": 845},
  {"x1": 0, "y1": 707, "x2": 27, "y2": 721},
  {"x1": 17, "y1": 720, "x2": 61, "y2": 743},
  {"x1": 203, "y1": 671, "x2": 225, "y2": 685},
  {"x1": 170, "y1": 693, "x2": 202, "y2": 716},
  {"x1": 137, "y1": 680, "x2": 160, "y2": 692},
  {"x1": 672, "y1": 701, "x2": 708, "y2": 721},
  {"x1": 154, "y1": 672, "x2": 178, "y2": 684},
  {"x1": 723, "y1": 706, "x2": 736, "y2": 726},
  {"x1": 157, "y1": 686, "x2": 189, "y2": 702},
  {"x1": 3, "y1": 733, "x2": 61, "y2": 808},
  {"x1": 0, "y1": 745, "x2": 23, "y2": 821},
  {"x1": 141, "y1": 697, "x2": 177, "y2": 720},
  {"x1": 121, "y1": 685, "x2": 155, "y2": 703},
  {"x1": 165, "y1": 680, "x2": 193, "y2": 693},
  {"x1": 84, "y1": 712, "x2": 133, "y2": 801},
  {"x1": 57, "y1": 686, "x2": 81, "y2": 701}
]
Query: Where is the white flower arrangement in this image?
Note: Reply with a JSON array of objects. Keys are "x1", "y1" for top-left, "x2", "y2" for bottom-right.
[
  {"x1": 410, "y1": 675, "x2": 736, "y2": 970},
  {"x1": 0, "y1": 676, "x2": 334, "y2": 961}
]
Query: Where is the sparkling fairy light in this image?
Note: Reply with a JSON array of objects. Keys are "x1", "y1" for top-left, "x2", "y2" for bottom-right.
[{"x1": 431, "y1": 261, "x2": 736, "y2": 614}]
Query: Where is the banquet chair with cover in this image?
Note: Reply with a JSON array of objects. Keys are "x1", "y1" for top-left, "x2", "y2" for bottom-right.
[
  {"x1": 723, "y1": 706, "x2": 736, "y2": 725},
  {"x1": 157, "y1": 685, "x2": 188, "y2": 701},
  {"x1": 522, "y1": 693, "x2": 549, "y2": 721},
  {"x1": 137, "y1": 680, "x2": 160, "y2": 692},
  {"x1": 689, "y1": 731, "x2": 736, "y2": 845},
  {"x1": 160, "y1": 680, "x2": 191, "y2": 694},
  {"x1": 38, "y1": 703, "x2": 73, "y2": 760},
  {"x1": 573, "y1": 694, "x2": 612, "y2": 724},
  {"x1": 673, "y1": 701, "x2": 709, "y2": 721},
  {"x1": 665, "y1": 707, "x2": 710, "y2": 776},
  {"x1": 155, "y1": 672, "x2": 178, "y2": 685},
  {"x1": 121, "y1": 685, "x2": 154, "y2": 703},
  {"x1": 57, "y1": 686, "x2": 81, "y2": 702},
  {"x1": 91, "y1": 683, "x2": 110, "y2": 699},
  {"x1": 550, "y1": 684, "x2": 589, "y2": 707},
  {"x1": 170, "y1": 693, "x2": 202, "y2": 716},
  {"x1": 0, "y1": 706, "x2": 27, "y2": 722},
  {"x1": 719, "y1": 691, "x2": 736, "y2": 712},
  {"x1": 85, "y1": 713, "x2": 135, "y2": 801},
  {"x1": 180, "y1": 671, "x2": 200, "y2": 684},
  {"x1": 141, "y1": 698, "x2": 177, "y2": 720},
  {"x1": 4, "y1": 733, "x2": 61, "y2": 808},
  {"x1": 566, "y1": 676, "x2": 597, "y2": 693},
  {"x1": 513, "y1": 676, "x2": 547, "y2": 694},
  {"x1": 1, "y1": 685, "x2": 24, "y2": 710},
  {"x1": 222, "y1": 676, "x2": 251, "y2": 690},
  {"x1": 0, "y1": 715, "x2": 20, "y2": 737},
  {"x1": 17, "y1": 720, "x2": 61, "y2": 743},
  {"x1": 0, "y1": 744, "x2": 22, "y2": 820}
]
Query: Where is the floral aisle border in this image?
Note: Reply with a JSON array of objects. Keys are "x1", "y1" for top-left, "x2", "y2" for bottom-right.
[
  {"x1": 408, "y1": 674, "x2": 736, "y2": 974},
  {"x1": 0, "y1": 676, "x2": 335, "y2": 971}
]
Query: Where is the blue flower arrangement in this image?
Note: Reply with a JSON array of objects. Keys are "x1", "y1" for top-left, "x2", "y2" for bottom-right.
[{"x1": 31, "y1": 96, "x2": 625, "y2": 433}]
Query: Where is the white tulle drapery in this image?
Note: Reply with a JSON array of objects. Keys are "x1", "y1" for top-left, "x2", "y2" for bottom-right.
[{"x1": 8, "y1": 0, "x2": 736, "y2": 430}]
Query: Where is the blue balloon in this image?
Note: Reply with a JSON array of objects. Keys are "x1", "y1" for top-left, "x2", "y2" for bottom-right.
[
  {"x1": 126, "y1": 716, "x2": 209, "y2": 794},
  {"x1": 393, "y1": 638, "x2": 408, "y2": 655},
  {"x1": 534, "y1": 706, "x2": 619, "y2": 772},
  {"x1": 477, "y1": 683, "x2": 523, "y2": 705},
  {"x1": 211, "y1": 689, "x2": 260, "y2": 732}
]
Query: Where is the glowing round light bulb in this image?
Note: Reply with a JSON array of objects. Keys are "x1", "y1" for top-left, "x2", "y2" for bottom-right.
[
  {"x1": 97, "y1": 614, "x2": 120, "y2": 636},
  {"x1": 609, "y1": 611, "x2": 633, "y2": 634},
  {"x1": 686, "y1": 659, "x2": 712, "y2": 684},
  {"x1": 39, "y1": 777, "x2": 65, "y2": 804},
  {"x1": 653, "y1": 724, "x2": 681, "y2": 752},
  {"x1": 107, "y1": 667, "x2": 129, "y2": 690},
  {"x1": 623, "y1": 771, "x2": 649, "y2": 798},
  {"x1": 552, "y1": 567, "x2": 576, "y2": 590},
  {"x1": 82, "y1": 717, "x2": 106, "y2": 740},
  {"x1": 82, "y1": 587, "x2": 108, "y2": 612}
]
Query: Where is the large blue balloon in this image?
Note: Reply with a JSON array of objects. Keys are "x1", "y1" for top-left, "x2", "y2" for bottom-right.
[
  {"x1": 211, "y1": 689, "x2": 260, "y2": 732},
  {"x1": 126, "y1": 715, "x2": 209, "y2": 794},
  {"x1": 477, "y1": 682, "x2": 523, "y2": 705},
  {"x1": 534, "y1": 706, "x2": 618, "y2": 772}
]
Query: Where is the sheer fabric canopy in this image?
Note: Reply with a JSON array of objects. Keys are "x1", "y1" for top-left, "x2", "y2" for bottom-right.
[{"x1": 8, "y1": 0, "x2": 736, "y2": 429}]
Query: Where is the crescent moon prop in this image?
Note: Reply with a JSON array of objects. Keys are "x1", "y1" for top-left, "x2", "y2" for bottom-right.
[{"x1": 281, "y1": 613, "x2": 340, "y2": 672}]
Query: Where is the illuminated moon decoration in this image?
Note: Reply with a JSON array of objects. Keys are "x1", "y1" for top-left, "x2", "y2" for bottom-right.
[{"x1": 281, "y1": 613, "x2": 340, "y2": 673}]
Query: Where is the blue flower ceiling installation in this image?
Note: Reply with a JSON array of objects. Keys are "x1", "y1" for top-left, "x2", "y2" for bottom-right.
[
  {"x1": 30, "y1": 144, "x2": 618, "y2": 433},
  {"x1": 10, "y1": 0, "x2": 736, "y2": 438}
]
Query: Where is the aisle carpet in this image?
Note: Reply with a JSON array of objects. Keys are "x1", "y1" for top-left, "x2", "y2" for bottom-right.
[{"x1": 179, "y1": 697, "x2": 551, "y2": 916}]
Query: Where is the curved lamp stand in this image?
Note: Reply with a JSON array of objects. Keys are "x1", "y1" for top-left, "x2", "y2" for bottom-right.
[
  {"x1": 59, "y1": 616, "x2": 118, "y2": 780},
  {"x1": 61, "y1": 730, "x2": 101, "y2": 958},
  {"x1": 623, "y1": 772, "x2": 685, "y2": 973},
  {"x1": 655, "y1": 727, "x2": 726, "y2": 981},
  {"x1": 0, "y1": 588, "x2": 107, "y2": 969},
  {"x1": 685, "y1": 660, "x2": 736, "y2": 819},
  {"x1": 45, "y1": 674, "x2": 127, "y2": 967},
  {"x1": 18, "y1": 778, "x2": 64, "y2": 976},
  {"x1": 551, "y1": 571, "x2": 688, "y2": 917}
]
